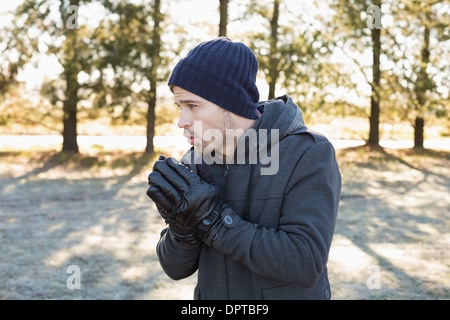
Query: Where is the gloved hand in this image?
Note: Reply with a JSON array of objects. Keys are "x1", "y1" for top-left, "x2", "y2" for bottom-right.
[
  {"x1": 147, "y1": 156, "x2": 199, "y2": 244},
  {"x1": 147, "y1": 156, "x2": 222, "y2": 239}
]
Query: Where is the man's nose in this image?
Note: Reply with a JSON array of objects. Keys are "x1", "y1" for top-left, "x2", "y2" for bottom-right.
[{"x1": 177, "y1": 109, "x2": 192, "y2": 129}]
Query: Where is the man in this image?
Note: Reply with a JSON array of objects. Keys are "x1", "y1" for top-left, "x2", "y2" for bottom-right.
[{"x1": 147, "y1": 37, "x2": 341, "y2": 300}]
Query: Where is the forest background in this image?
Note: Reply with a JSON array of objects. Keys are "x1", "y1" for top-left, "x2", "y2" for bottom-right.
[
  {"x1": 1, "y1": 0, "x2": 449, "y2": 151},
  {"x1": 0, "y1": 0, "x2": 449, "y2": 300}
]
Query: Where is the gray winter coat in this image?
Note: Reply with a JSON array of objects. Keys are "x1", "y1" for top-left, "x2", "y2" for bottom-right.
[{"x1": 156, "y1": 95, "x2": 341, "y2": 300}]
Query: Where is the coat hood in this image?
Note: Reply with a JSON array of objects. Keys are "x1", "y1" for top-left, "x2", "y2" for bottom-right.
[{"x1": 255, "y1": 95, "x2": 307, "y2": 140}]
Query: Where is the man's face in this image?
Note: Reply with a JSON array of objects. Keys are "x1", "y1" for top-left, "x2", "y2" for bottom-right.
[{"x1": 173, "y1": 86, "x2": 235, "y2": 157}]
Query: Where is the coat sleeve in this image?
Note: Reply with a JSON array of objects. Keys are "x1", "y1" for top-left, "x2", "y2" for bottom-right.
[
  {"x1": 156, "y1": 227, "x2": 202, "y2": 280},
  {"x1": 155, "y1": 148, "x2": 204, "y2": 280},
  {"x1": 204, "y1": 140, "x2": 341, "y2": 288}
]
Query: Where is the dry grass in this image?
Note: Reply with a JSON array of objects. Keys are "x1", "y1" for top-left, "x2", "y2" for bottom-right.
[{"x1": 0, "y1": 145, "x2": 449, "y2": 300}]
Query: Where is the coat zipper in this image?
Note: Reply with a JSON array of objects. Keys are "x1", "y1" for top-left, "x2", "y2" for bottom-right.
[
  {"x1": 223, "y1": 163, "x2": 231, "y2": 299},
  {"x1": 223, "y1": 164, "x2": 229, "y2": 177}
]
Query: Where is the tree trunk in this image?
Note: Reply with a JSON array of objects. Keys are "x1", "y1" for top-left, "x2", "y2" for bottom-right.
[
  {"x1": 367, "y1": 18, "x2": 381, "y2": 147},
  {"x1": 146, "y1": 92, "x2": 156, "y2": 154},
  {"x1": 413, "y1": 117, "x2": 424, "y2": 149},
  {"x1": 268, "y1": 0, "x2": 280, "y2": 100},
  {"x1": 145, "y1": 0, "x2": 162, "y2": 154},
  {"x1": 413, "y1": 14, "x2": 430, "y2": 150},
  {"x1": 61, "y1": 23, "x2": 79, "y2": 153},
  {"x1": 219, "y1": 0, "x2": 228, "y2": 37},
  {"x1": 62, "y1": 96, "x2": 79, "y2": 153}
]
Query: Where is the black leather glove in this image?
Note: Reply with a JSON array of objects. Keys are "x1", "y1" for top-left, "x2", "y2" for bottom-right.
[
  {"x1": 147, "y1": 156, "x2": 200, "y2": 244},
  {"x1": 147, "y1": 156, "x2": 222, "y2": 239}
]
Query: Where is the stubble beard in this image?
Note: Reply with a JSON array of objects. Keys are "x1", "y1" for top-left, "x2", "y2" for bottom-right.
[{"x1": 195, "y1": 110, "x2": 236, "y2": 161}]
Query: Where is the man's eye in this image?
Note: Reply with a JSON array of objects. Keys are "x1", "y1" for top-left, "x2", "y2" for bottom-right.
[{"x1": 188, "y1": 104, "x2": 197, "y2": 109}]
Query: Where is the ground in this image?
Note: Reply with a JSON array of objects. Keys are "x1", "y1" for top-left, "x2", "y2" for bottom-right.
[{"x1": 0, "y1": 141, "x2": 449, "y2": 300}]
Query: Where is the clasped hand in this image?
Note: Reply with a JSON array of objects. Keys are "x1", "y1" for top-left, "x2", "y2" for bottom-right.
[{"x1": 147, "y1": 156, "x2": 220, "y2": 238}]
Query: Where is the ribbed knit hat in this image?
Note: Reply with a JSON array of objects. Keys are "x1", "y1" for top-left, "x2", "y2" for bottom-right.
[{"x1": 168, "y1": 37, "x2": 260, "y2": 119}]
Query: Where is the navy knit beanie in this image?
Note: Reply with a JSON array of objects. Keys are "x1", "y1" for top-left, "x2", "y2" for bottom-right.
[{"x1": 168, "y1": 37, "x2": 260, "y2": 119}]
